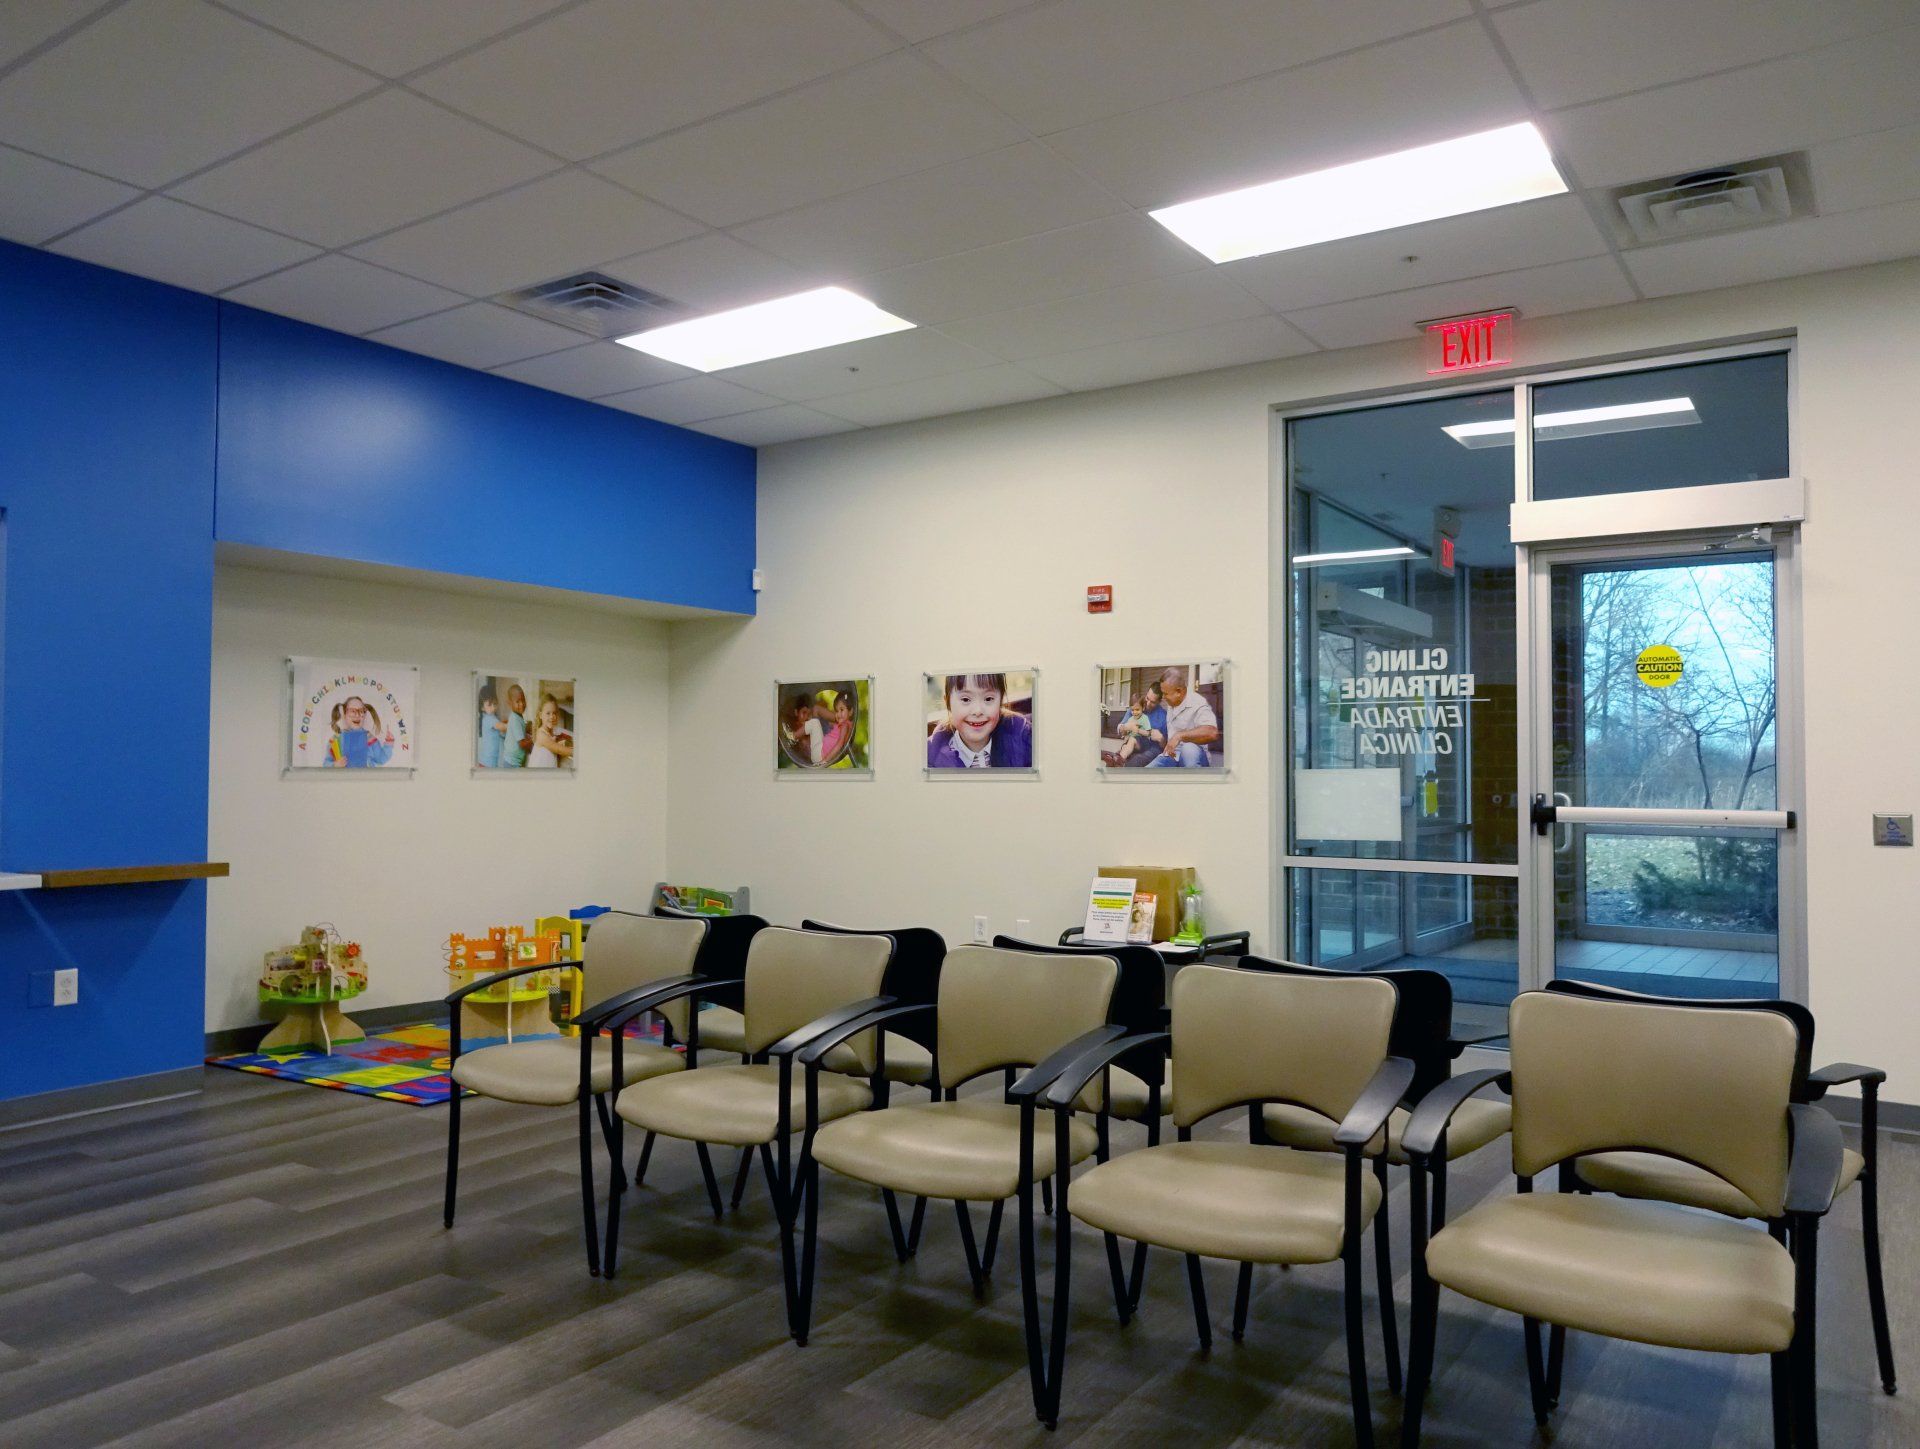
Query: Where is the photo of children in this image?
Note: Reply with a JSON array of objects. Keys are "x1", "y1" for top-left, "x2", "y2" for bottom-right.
[
  {"x1": 776, "y1": 679, "x2": 871, "y2": 772},
  {"x1": 474, "y1": 674, "x2": 576, "y2": 772},
  {"x1": 1097, "y1": 661, "x2": 1227, "y2": 772},
  {"x1": 923, "y1": 669, "x2": 1036, "y2": 771},
  {"x1": 289, "y1": 658, "x2": 417, "y2": 771}
]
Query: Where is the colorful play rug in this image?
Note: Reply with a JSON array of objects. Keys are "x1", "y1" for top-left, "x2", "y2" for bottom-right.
[{"x1": 208, "y1": 1019, "x2": 670, "y2": 1106}]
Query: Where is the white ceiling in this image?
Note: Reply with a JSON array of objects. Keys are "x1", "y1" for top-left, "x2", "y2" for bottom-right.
[{"x1": 3, "y1": 0, "x2": 1918, "y2": 445}]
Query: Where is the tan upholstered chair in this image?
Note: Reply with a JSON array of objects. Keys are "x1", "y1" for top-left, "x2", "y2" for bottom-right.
[
  {"x1": 592, "y1": 926, "x2": 897, "y2": 1285},
  {"x1": 442, "y1": 910, "x2": 708, "y2": 1276},
  {"x1": 1037, "y1": 964, "x2": 1412, "y2": 1436},
  {"x1": 794, "y1": 944, "x2": 1128, "y2": 1345},
  {"x1": 1398, "y1": 985, "x2": 1845, "y2": 1448}
]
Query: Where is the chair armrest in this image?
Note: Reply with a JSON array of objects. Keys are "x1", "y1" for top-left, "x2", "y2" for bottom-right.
[
  {"x1": 594, "y1": 976, "x2": 742, "y2": 1034},
  {"x1": 1057, "y1": 927, "x2": 1084, "y2": 946},
  {"x1": 1008, "y1": 1024, "x2": 1128, "y2": 1103},
  {"x1": 443, "y1": 959, "x2": 581, "y2": 1005},
  {"x1": 1400, "y1": 1068, "x2": 1511, "y2": 1161},
  {"x1": 1447, "y1": 1028, "x2": 1508, "y2": 1055},
  {"x1": 574, "y1": 974, "x2": 703, "y2": 1032},
  {"x1": 1040, "y1": 1031, "x2": 1172, "y2": 1111},
  {"x1": 1198, "y1": 931, "x2": 1250, "y2": 957},
  {"x1": 1785, "y1": 1103, "x2": 1846, "y2": 1217},
  {"x1": 765, "y1": 996, "x2": 896, "y2": 1059},
  {"x1": 791, "y1": 1002, "x2": 930, "y2": 1067},
  {"x1": 1806, "y1": 1061, "x2": 1886, "y2": 1101},
  {"x1": 1335, "y1": 1056, "x2": 1416, "y2": 1149}
]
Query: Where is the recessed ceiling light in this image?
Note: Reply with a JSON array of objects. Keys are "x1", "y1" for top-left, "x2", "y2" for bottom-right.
[
  {"x1": 1291, "y1": 546, "x2": 1420, "y2": 567},
  {"x1": 1149, "y1": 122, "x2": 1568, "y2": 265},
  {"x1": 615, "y1": 286, "x2": 913, "y2": 372},
  {"x1": 1443, "y1": 397, "x2": 1700, "y2": 448}
]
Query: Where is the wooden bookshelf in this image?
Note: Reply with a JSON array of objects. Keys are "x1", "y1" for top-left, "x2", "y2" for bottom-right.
[{"x1": 32, "y1": 862, "x2": 230, "y2": 889}]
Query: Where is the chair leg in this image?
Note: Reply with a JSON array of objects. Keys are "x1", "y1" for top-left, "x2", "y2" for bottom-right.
[
  {"x1": 1546, "y1": 1324, "x2": 1566, "y2": 1408},
  {"x1": 693, "y1": 1141, "x2": 725, "y2": 1219},
  {"x1": 633, "y1": 1129, "x2": 655, "y2": 1186},
  {"x1": 1018, "y1": 1162, "x2": 1072, "y2": 1426},
  {"x1": 1104, "y1": 1234, "x2": 1135, "y2": 1327},
  {"x1": 1860, "y1": 1172, "x2": 1897, "y2": 1394},
  {"x1": 1401, "y1": 1166, "x2": 1436, "y2": 1449},
  {"x1": 1771, "y1": 1351, "x2": 1792, "y2": 1449},
  {"x1": 980, "y1": 1197, "x2": 1006, "y2": 1277},
  {"x1": 443, "y1": 1086, "x2": 461, "y2": 1229},
  {"x1": 882, "y1": 1189, "x2": 914, "y2": 1262},
  {"x1": 956, "y1": 1201, "x2": 989, "y2": 1297},
  {"x1": 1185, "y1": 1254, "x2": 1212, "y2": 1353},
  {"x1": 1522, "y1": 1318, "x2": 1552, "y2": 1426},
  {"x1": 1127, "y1": 1240, "x2": 1150, "y2": 1313},
  {"x1": 906, "y1": 1194, "x2": 927, "y2": 1255},
  {"x1": 1343, "y1": 1223, "x2": 1375, "y2": 1449},
  {"x1": 730, "y1": 1144, "x2": 754, "y2": 1211},
  {"x1": 575, "y1": 1089, "x2": 601, "y2": 1277},
  {"x1": 602, "y1": 1094, "x2": 626, "y2": 1278},
  {"x1": 1232, "y1": 1261, "x2": 1253, "y2": 1342},
  {"x1": 1374, "y1": 1156, "x2": 1402, "y2": 1394},
  {"x1": 1791, "y1": 1216, "x2": 1820, "y2": 1449},
  {"x1": 1041, "y1": 1176, "x2": 1053, "y2": 1216}
]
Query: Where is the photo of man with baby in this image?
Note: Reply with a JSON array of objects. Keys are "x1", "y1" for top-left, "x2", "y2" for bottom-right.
[
  {"x1": 924, "y1": 669, "x2": 1035, "y2": 770},
  {"x1": 1097, "y1": 661, "x2": 1226, "y2": 771},
  {"x1": 474, "y1": 673, "x2": 576, "y2": 771},
  {"x1": 776, "y1": 678, "x2": 871, "y2": 772}
]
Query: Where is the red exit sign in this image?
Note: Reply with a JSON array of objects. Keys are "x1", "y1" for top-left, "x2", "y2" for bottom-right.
[{"x1": 1424, "y1": 310, "x2": 1514, "y2": 374}]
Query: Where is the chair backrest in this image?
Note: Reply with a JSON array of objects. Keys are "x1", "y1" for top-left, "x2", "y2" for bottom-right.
[
  {"x1": 1510, "y1": 985, "x2": 1805, "y2": 1218},
  {"x1": 1171, "y1": 964, "x2": 1397, "y2": 1130},
  {"x1": 992, "y1": 934, "x2": 1167, "y2": 1086},
  {"x1": 585, "y1": 911, "x2": 707, "y2": 999},
  {"x1": 741, "y1": 926, "x2": 895, "y2": 1069},
  {"x1": 1241, "y1": 955, "x2": 1456, "y2": 1102},
  {"x1": 654, "y1": 907, "x2": 765, "y2": 1018},
  {"x1": 800, "y1": 919, "x2": 946, "y2": 1053},
  {"x1": 935, "y1": 944, "x2": 1118, "y2": 1091}
]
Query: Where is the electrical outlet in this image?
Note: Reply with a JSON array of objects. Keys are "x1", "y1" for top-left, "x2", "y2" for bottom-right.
[
  {"x1": 52, "y1": 968, "x2": 78, "y2": 1006},
  {"x1": 972, "y1": 915, "x2": 989, "y2": 944}
]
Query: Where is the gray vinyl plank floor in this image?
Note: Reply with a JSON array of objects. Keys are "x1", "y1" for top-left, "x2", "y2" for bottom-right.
[{"x1": 0, "y1": 1067, "x2": 1912, "y2": 1447}]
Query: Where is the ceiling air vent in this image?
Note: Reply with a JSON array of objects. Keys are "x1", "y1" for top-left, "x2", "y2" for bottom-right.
[
  {"x1": 1604, "y1": 152, "x2": 1812, "y2": 249},
  {"x1": 495, "y1": 271, "x2": 689, "y2": 340}
]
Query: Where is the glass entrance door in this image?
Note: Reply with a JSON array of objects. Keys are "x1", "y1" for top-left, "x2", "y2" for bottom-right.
[{"x1": 1525, "y1": 535, "x2": 1796, "y2": 996}]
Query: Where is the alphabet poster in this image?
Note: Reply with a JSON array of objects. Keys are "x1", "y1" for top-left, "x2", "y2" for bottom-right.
[{"x1": 288, "y1": 658, "x2": 418, "y2": 770}]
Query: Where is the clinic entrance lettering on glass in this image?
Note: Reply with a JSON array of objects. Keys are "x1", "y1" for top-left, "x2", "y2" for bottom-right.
[{"x1": 1335, "y1": 647, "x2": 1476, "y2": 757}]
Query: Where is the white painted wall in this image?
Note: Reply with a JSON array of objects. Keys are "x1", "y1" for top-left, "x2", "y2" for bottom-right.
[
  {"x1": 206, "y1": 565, "x2": 671, "y2": 1031},
  {"x1": 668, "y1": 255, "x2": 1920, "y2": 1102}
]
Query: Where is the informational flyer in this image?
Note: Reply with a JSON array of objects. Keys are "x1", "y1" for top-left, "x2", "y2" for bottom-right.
[{"x1": 1083, "y1": 876, "x2": 1137, "y2": 944}]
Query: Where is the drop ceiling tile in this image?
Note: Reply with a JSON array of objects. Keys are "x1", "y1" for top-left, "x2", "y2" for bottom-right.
[
  {"x1": 711, "y1": 327, "x2": 998, "y2": 402},
  {"x1": 1494, "y1": 0, "x2": 1917, "y2": 112},
  {"x1": 1224, "y1": 194, "x2": 1609, "y2": 314},
  {"x1": 734, "y1": 142, "x2": 1126, "y2": 277},
  {"x1": 0, "y1": 144, "x2": 138, "y2": 245},
  {"x1": 412, "y1": 0, "x2": 894, "y2": 161},
  {"x1": 1047, "y1": 22, "x2": 1528, "y2": 208},
  {"x1": 220, "y1": 0, "x2": 573, "y2": 76},
  {"x1": 692, "y1": 405, "x2": 860, "y2": 446},
  {"x1": 367, "y1": 302, "x2": 586, "y2": 369},
  {"x1": 50, "y1": 197, "x2": 318, "y2": 292},
  {"x1": 940, "y1": 269, "x2": 1271, "y2": 361},
  {"x1": 171, "y1": 91, "x2": 557, "y2": 247},
  {"x1": 589, "y1": 53, "x2": 1022, "y2": 228},
  {"x1": 818, "y1": 364, "x2": 1064, "y2": 427},
  {"x1": 0, "y1": 0, "x2": 377, "y2": 187},
  {"x1": 489, "y1": 341, "x2": 693, "y2": 397},
  {"x1": 1812, "y1": 122, "x2": 1920, "y2": 215},
  {"x1": 1024, "y1": 313, "x2": 1316, "y2": 392},
  {"x1": 1621, "y1": 198, "x2": 1920, "y2": 298},
  {"x1": 1550, "y1": 22, "x2": 1920, "y2": 188},
  {"x1": 222, "y1": 254, "x2": 466, "y2": 333},
  {"x1": 601, "y1": 376, "x2": 781, "y2": 425},
  {"x1": 845, "y1": 0, "x2": 1042, "y2": 43},
  {"x1": 0, "y1": 0, "x2": 109, "y2": 68},
  {"x1": 600, "y1": 232, "x2": 815, "y2": 312},
  {"x1": 858, "y1": 213, "x2": 1208, "y2": 325},
  {"x1": 1282, "y1": 256, "x2": 1634, "y2": 351},
  {"x1": 924, "y1": 0, "x2": 1468, "y2": 135},
  {"x1": 349, "y1": 170, "x2": 701, "y2": 296}
]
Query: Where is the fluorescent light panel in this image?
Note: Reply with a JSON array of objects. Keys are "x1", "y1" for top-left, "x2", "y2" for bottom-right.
[
  {"x1": 615, "y1": 286, "x2": 913, "y2": 372},
  {"x1": 1444, "y1": 397, "x2": 1700, "y2": 449},
  {"x1": 1150, "y1": 122, "x2": 1568, "y2": 265},
  {"x1": 1292, "y1": 546, "x2": 1419, "y2": 567}
]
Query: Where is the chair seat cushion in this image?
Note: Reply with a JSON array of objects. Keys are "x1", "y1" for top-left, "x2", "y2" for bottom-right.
[
  {"x1": 1426, "y1": 1192, "x2": 1795, "y2": 1354},
  {"x1": 1068, "y1": 1141, "x2": 1381, "y2": 1265},
  {"x1": 1263, "y1": 1096, "x2": 1512, "y2": 1165},
  {"x1": 814, "y1": 1099, "x2": 1099, "y2": 1202},
  {"x1": 1089, "y1": 1063, "x2": 1165, "y2": 1120},
  {"x1": 690, "y1": 1005, "x2": 748, "y2": 1055},
  {"x1": 614, "y1": 1062, "x2": 871, "y2": 1147},
  {"x1": 1576, "y1": 1147, "x2": 1864, "y2": 1220},
  {"x1": 450, "y1": 1036, "x2": 681, "y2": 1106}
]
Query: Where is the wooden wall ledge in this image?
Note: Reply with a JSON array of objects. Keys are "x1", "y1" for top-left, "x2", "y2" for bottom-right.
[{"x1": 27, "y1": 862, "x2": 230, "y2": 889}]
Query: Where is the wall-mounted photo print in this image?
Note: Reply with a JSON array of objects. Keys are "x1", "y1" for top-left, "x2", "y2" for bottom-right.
[
  {"x1": 289, "y1": 658, "x2": 417, "y2": 770},
  {"x1": 1097, "y1": 661, "x2": 1227, "y2": 772},
  {"x1": 776, "y1": 678, "x2": 872, "y2": 773},
  {"x1": 474, "y1": 673, "x2": 576, "y2": 772},
  {"x1": 923, "y1": 669, "x2": 1036, "y2": 771}
]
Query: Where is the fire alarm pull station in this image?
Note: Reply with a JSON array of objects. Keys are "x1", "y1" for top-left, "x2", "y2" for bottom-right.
[{"x1": 1087, "y1": 584, "x2": 1112, "y2": 613}]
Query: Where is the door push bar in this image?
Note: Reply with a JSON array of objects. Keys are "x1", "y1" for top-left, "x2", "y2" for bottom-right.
[{"x1": 1530, "y1": 796, "x2": 1796, "y2": 835}]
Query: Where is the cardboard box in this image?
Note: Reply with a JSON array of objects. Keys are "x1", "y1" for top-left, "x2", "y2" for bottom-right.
[{"x1": 1099, "y1": 865, "x2": 1195, "y2": 941}]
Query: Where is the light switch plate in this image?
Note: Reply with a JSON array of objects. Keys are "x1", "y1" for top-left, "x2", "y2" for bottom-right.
[{"x1": 1872, "y1": 814, "x2": 1913, "y2": 846}]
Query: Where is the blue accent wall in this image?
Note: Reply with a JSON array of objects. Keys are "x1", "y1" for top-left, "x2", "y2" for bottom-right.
[
  {"x1": 0, "y1": 242, "x2": 217, "y2": 1100},
  {"x1": 217, "y1": 307, "x2": 757, "y2": 613},
  {"x1": 0, "y1": 239, "x2": 757, "y2": 1103}
]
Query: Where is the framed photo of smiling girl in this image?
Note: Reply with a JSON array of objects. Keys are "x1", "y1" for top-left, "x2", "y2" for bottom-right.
[{"x1": 923, "y1": 669, "x2": 1037, "y2": 774}]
